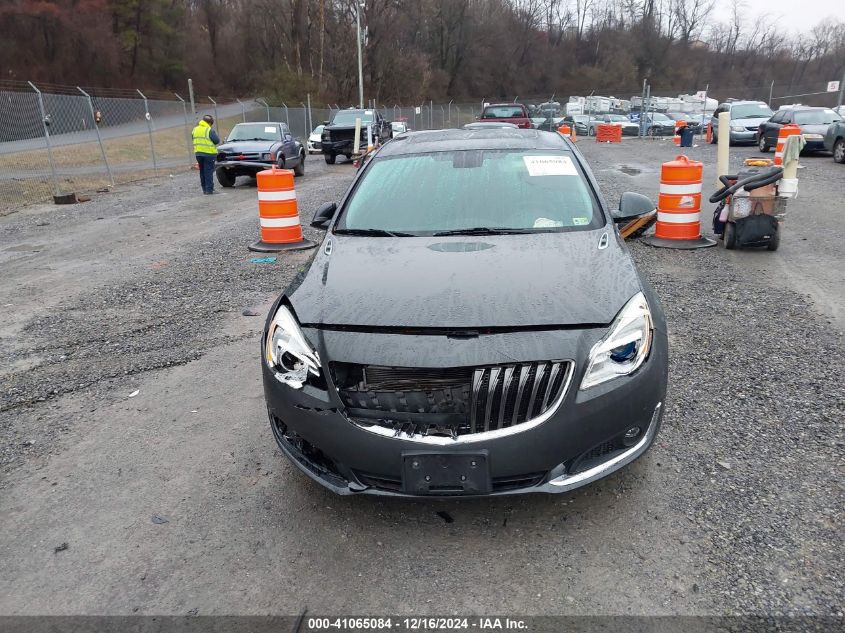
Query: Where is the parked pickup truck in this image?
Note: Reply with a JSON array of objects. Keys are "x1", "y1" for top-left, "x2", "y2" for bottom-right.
[
  {"x1": 478, "y1": 103, "x2": 533, "y2": 129},
  {"x1": 320, "y1": 109, "x2": 392, "y2": 164},
  {"x1": 215, "y1": 121, "x2": 304, "y2": 187}
]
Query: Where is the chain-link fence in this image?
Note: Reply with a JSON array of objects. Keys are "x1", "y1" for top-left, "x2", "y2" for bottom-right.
[
  {"x1": 0, "y1": 81, "x2": 258, "y2": 214},
  {"x1": 3, "y1": 80, "x2": 841, "y2": 213}
]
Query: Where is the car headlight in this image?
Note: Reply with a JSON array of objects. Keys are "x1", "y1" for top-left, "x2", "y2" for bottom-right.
[
  {"x1": 262, "y1": 153, "x2": 272, "y2": 160},
  {"x1": 730, "y1": 125, "x2": 745, "y2": 133},
  {"x1": 264, "y1": 304, "x2": 321, "y2": 389},
  {"x1": 580, "y1": 292, "x2": 653, "y2": 390}
]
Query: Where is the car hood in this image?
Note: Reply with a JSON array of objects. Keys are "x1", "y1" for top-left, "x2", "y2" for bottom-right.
[
  {"x1": 289, "y1": 231, "x2": 642, "y2": 328},
  {"x1": 218, "y1": 141, "x2": 275, "y2": 153},
  {"x1": 730, "y1": 117, "x2": 770, "y2": 127}
]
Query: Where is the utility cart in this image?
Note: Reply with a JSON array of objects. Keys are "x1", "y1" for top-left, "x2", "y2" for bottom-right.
[{"x1": 710, "y1": 159, "x2": 790, "y2": 251}]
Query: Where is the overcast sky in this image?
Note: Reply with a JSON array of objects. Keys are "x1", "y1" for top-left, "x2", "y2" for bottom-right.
[{"x1": 711, "y1": 0, "x2": 842, "y2": 34}]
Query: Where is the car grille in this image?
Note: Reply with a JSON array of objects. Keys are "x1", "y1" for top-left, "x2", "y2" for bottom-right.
[
  {"x1": 745, "y1": 126, "x2": 758, "y2": 132},
  {"x1": 219, "y1": 152, "x2": 263, "y2": 161},
  {"x1": 354, "y1": 470, "x2": 546, "y2": 494},
  {"x1": 332, "y1": 361, "x2": 573, "y2": 439}
]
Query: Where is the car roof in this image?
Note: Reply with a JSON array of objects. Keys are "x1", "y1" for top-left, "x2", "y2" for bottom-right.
[{"x1": 377, "y1": 128, "x2": 570, "y2": 157}]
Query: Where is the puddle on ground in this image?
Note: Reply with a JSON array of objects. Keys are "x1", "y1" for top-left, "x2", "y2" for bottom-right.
[{"x1": 618, "y1": 165, "x2": 642, "y2": 176}]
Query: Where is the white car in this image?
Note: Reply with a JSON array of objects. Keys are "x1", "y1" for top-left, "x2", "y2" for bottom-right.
[
  {"x1": 391, "y1": 121, "x2": 408, "y2": 135},
  {"x1": 307, "y1": 125, "x2": 324, "y2": 153}
]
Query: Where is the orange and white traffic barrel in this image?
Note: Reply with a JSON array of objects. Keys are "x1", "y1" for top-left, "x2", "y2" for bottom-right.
[
  {"x1": 673, "y1": 120, "x2": 686, "y2": 146},
  {"x1": 248, "y1": 167, "x2": 316, "y2": 252},
  {"x1": 705, "y1": 123, "x2": 712, "y2": 144},
  {"x1": 558, "y1": 123, "x2": 571, "y2": 136},
  {"x1": 642, "y1": 155, "x2": 716, "y2": 250},
  {"x1": 774, "y1": 123, "x2": 802, "y2": 166}
]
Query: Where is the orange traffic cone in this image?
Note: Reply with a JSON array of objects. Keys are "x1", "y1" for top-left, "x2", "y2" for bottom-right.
[{"x1": 249, "y1": 167, "x2": 316, "y2": 252}]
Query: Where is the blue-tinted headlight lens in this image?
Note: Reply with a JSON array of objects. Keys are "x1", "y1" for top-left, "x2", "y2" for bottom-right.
[{"x1": 609, "y1": 341, "x2": 637, "y2": 363}]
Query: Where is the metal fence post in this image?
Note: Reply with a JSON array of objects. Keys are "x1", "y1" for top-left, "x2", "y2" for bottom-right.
[
  {"x1": 257, "y1": 98, "x2": 270, "y2": 120},
  {"x1": 236, "y1": 98, "x2": 246, "y2": 122},
  {"x1": 188, "y1": 78, "x2": 196, "y2": 116},
  {"x1": 440, "y1": 105, "x2": 445, "y2": 129},
  {"x1": 208, "y1": 97, "x2": 219, "y2": 133},
  {"x1": 282, "y1": 102, "x2": 289, "y2": 126},
  {"x1": 430, "y1": 100, "x2": 433, "y2": 129},
  {"x1": 174, "y1": 93, "x2": 193, "y2": 167},
  {"x1": 300, "y1": 102, "x2": 307, "y2": 137},
  {"x1": 27, "y1": 81, "x2": 60, "y2": 196},
  {"x1": 306, "y1": 93, "x2": 312, "y2": 133},
  {"x1": 78, "y1": 86, "x2": 113, "y2": 186},
  {"x1": 137, "y1": 89, "x2": 158, "y2": 174}
]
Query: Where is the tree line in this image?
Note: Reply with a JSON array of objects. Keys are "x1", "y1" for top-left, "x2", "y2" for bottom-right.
[{"x1": 1, "y1": 0, "x2": 843, "y2": 105}]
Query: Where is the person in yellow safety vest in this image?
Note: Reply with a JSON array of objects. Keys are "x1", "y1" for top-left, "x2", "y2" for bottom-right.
[{"x1": 192, "y1": 115, "x2": 221, "y2": 194}]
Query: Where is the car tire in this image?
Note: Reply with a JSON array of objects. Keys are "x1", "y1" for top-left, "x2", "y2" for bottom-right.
[
  {"x1": 834, "y1": 139, "x2": 845, "y2": 164},
  {"x1": 724, "y1": 222, "x2": 737, "y2": 250},
  {"x1": 767, "y1": 229, "x2": 780, "y2": 251},
  {"x1": 710, "y1": 130, "x2": 717, "y2": 144},
  {"x1": 324, "y1": 153, "x2": 336, "y2": 165},
  {"x1": 758, "y1": 135, "x2": 770, "y2": 152},
  {"x1": 588, "y1": 127, "x2": 595, "y2": 136},
  {"x1": 293, "y1": 151, "x2": 305, "y2": 177},
  {"x1": 646, "y1": 126, "x2": 655, "y2": 137},
  {"x1": 276, "y1": 155, "x2": 286, "y2": 170},
  {"x1": 216, "y1": 169, "x2": 236, "y2": 188}
]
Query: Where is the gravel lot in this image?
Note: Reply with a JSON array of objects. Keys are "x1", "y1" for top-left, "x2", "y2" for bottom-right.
[{"x1": 0, "y1": 138, "x2": 842, "y2": 619}]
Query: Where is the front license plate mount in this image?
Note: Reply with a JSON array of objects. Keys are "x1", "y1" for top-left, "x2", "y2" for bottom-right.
[{"x1": 402, "y1": 451, "x2": 491, "y2": 495}]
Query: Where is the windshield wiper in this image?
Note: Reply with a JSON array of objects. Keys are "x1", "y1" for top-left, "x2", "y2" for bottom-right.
[
  {"x1": 334, "y1": 228, "x2": 414, "y2": 237},
  {"x1": 432, "y1": 227, "x2": 533, "y2": 236}
]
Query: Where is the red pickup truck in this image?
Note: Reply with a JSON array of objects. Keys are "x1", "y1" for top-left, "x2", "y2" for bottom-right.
[{"x1": 478, "y1": 103, "x2": 533, "y2": 129}]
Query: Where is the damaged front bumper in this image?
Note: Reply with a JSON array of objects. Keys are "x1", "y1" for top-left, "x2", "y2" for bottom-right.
[{"x1": 262, "y1": 326, "x2": 668, "y2": 498}]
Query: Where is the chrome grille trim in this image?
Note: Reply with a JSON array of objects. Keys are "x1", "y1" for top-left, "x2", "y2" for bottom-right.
[{"x1": 346, "y1": 360, "x2": 575, "y2": 445}]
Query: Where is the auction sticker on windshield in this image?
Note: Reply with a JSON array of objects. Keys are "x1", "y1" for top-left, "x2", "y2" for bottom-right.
[
  {"x1": 523, "y1": 155, "x2": 577, "y2": 177},
  {"x1": 264, "y1": 126, "x2": 276, "y2": 133}
]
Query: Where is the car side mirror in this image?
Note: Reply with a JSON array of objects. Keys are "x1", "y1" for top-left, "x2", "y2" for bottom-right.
[
  {"x1": 311, "y1": 202, "x2": 337, "y2": 230},
  {"x1": 322, "y1": 120, "x2": 329, "y2": 125},
  {"x1": 613, "y1": 192, "x2": 655, "y2": 223}
]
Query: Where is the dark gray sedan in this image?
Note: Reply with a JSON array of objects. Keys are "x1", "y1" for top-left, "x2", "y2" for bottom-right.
[
  {"x1": 261, "y1": 128, "x2": 668, "y2": 497},
  {"x1": 757, "y1": 107, "x2": 842, "y2": 153}
]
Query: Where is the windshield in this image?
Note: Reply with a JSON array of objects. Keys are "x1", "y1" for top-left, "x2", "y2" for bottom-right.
[
  {"x1": 607, "y1": 115, "x2": 628, "y2": 122},
  {"x1": 311, "y1": 125, "x2": 324, "y2": 135},
  {"x1": 482, "y1": 106, "x2": 525, "y2": 118},
  {"x1": 794, "y1": 110, "x2": 841, "y2": 125},
  {"x1": 730, "y1": 104, "x2": 773, "y2": 119},
  {"x1": 650, "y1": 113, "x2": 672, "y2": 122},
  {"x1": 331, "y1": 110, "x2": 374, "y2": 126},
  {"x1": 337, "y1": 150, "x2": 603, "y2": 235},
  {"x1": 227, "y1": 123, "x2": 281, "y2": 142}
]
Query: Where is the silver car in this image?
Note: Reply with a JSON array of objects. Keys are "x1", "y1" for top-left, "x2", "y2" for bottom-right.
[{"x1": 711, "y1": 101, "x2": 773, "y2": 145}]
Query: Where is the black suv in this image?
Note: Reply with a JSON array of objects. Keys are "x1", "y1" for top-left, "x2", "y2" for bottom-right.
[{"x1": 321, "y1": 109, "x2": 392, "y2": 164}]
